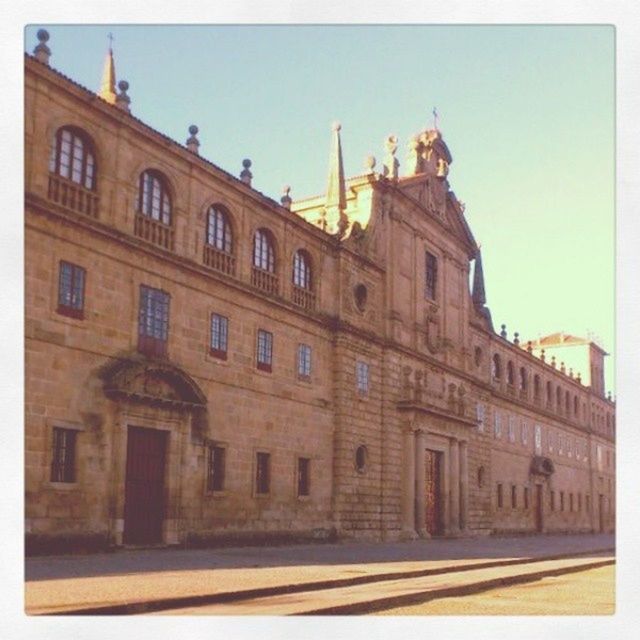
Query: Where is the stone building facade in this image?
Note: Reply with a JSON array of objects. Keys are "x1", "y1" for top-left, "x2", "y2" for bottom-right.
[{"x1": 24, "y1": 33, "x2": 615, "y2": 553}]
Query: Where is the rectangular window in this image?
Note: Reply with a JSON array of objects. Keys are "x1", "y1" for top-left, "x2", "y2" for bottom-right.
[
  {"x1": 138, "y1": 285, "x2": 170, "y2": 357},
  {"x1": 550, "y1": 490, "x2": 555, "y2": 511},
  {"x1": 511, "y1": 485, "x2": 517, "y2": 509},
  {"x1": 578, "y1": 493, "x2": 582, "y2": 512},
  {"x1": 57, "y1": 261, "x2": 86, "y2": 319},
  {"x1": 524, "y1": 486, "x2": 530, "y2": 510},
  {"x1": 425, "y1": 251, "x2": 438, "y2": 300},
  {"x1": 206, "y1": 444, "x2": 226, "y2": 492},
  {"x1": 586, "y1": 494, "x2": 591, "y2": 513},
  {"x1": 356, "y1": 361, "x2": 369, "y2": 395},
  {"x1": 210, "y1": 313, "x2": 229, "y2": 360},
  {"x1": 497, "y1": 483, "x2": 503, "y2": 508},
  {"x1": 560, "y1": 491, "x2": 565, "y2": 512},
  {"x1": 521, "y1": 420, "x2": 528, "y2": 445},
  {"x1": 257, "y1": 329, "x2": 273, "y2": 372},
  {"x1": 569, "y1": 493, "x2": 574, "y2": 512},
  {"x1": 297, "y1": 457, "x2": 310, "y2": 497},
  {"x1": 50, "y1": 427, "x2": 76, "y2": 483},
  {"x1": 494, "y1": 412, "x2": 501, "y2": 438},
  {"x1": 256, "y1": 452, "x2": 270, "y2": 494},
  {"x1": 297, "y1": 344, "x2": 312, "y2": 380},
  {"x1": 476, "y1": 403, "x2": 485, "y2": 432},
  {"x1": 534, "y1": 424, "x2": 542, "y2": 454},
  {"x1": 508, "y1": 416, "x2": 515, "y2": 443}
]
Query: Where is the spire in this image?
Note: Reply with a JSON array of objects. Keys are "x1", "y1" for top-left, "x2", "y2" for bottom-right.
[
  {"x1": 322, "y1": 122, "x2": 348, "y2": 235},
  {"x1": 472, "y1": 247, "x2": 487, "y2": 306},
  {"x1": 326, "y1": 122, "x2": 347, "y2": 212},
  {"x1": 98, "y1": 34, "x2": 117, "y2": 105}
]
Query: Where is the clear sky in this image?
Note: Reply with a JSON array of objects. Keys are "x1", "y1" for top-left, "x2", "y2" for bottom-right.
[{"x1": 24, "y1": 24, "x2": 615, "y2": 392}]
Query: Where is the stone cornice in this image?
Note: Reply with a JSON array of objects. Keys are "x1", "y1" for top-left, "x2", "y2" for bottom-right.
[{"x1": 396, "y1": 399, "x2": 478, "y2": 428}]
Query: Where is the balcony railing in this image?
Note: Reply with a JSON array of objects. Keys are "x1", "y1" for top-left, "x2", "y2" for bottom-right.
[
  {"x1": 203, "y1": 244, "x2": 235, "y2": 276},
  {"x1": 292, "y1": 285, "x2": 316, "y2": 311},
  {"x1": 134, "y1": 213, "x2": 174, "y2": 251},
  {"x1": 48, "y1": 174, "x2": 99, "y2": 218},
  {"x1": 251, "y1": 266, "x2": 279, "y2": 295}
]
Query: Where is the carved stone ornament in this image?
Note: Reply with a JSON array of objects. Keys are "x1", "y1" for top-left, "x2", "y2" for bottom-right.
[
  {"x1": 530, "y1": 455, "x2": 555, "y2": 476},
  {"x1": 425, "y1": 308, "x2": 443, "y2": 354},
  {"x1": 99, "y1": 355, "x2": 207, "y2": 409}
]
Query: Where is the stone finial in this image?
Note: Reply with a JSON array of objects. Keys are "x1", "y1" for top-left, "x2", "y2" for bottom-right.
[
  {"x1": 406, "y1": 135, "x2": 424, "y2": 175},
  {"x1": 576, "y1": 372, "x2": 581, "y2": 384},
  {"x1": 569, "y1": 368, "x2": 574, "y2": 379},
  {"x1": 560, "y1": 361, "x2": 566, "y2": 374},
  {"x1": 527, "y1": 340, "x2": 533, "y2": 354},
  {"x1": 34, "y1": 29, "x2": 51, "y2": 65},
  {"x1": 364, "y1": 155, "x2": 376, "y2": 174},
  {"x1": 540, "y1": 348, "x2": 546, "y2": 363},
  {"x1": 240, "y1": 158, "x2": 252, "y2": 186},
  {"x1": 551, "y1": 355, "x2": 556, "y2": 369},
  {"x1": 382, "y1": 135, "x2": 399, "y2": 179},
  {"x1": 186, "y1": 124, "x2": 200, "y2": 154},
  {"x1": 500, "y1": 324, "x2": 507, "y2": 339},
  {"x1": 115, "y1": 80, "x2": 131, "y2": 113},
  {"x1": 280, "y1": 185, "x2": 292, "y2": 209},
  {"x1": 513, "y1": 332, "x2": 520, "y2": 346},
  {"x1": 98, "y1": 41, "x2": 117, "y2": 105},
  {"x1": 607, "y1": 391, "x2": 612, "y2": 401}
]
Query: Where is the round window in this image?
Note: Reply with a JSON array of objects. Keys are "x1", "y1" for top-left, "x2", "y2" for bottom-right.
[
  {"x1": 355, "y1": 445, "x2": 367, "y2": 472},
  {"x1": 354, "y1": 284, "x2": 368, "y2": 311}
]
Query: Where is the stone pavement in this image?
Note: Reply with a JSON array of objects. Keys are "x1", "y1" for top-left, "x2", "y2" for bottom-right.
[{"x1": 25, "y1": 533, "x2": 614, "y2": 615}]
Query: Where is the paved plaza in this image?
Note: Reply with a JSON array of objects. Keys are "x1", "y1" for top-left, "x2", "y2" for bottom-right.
[{"x1": 25, "y1": 533, "x2": 614, "y2": 614}]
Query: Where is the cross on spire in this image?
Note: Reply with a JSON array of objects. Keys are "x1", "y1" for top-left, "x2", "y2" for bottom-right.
[
  {"x1": 107, "y1": 32, "x2": 114, "y2": 51},
  {"x1": 432, "y1": 106, "x2": 439, "y2": 131}
]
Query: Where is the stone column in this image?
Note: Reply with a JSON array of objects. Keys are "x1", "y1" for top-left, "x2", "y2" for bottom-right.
[
  {"x1": 449, "y1": 438, "x2": 461, "y2": 535},
  {"x1": 459, "y1": 440, "x2": 469, "y2": 534},
  {"x1": 414, "y1": 429, "x2": 428, "y2": 537},
  {"x1": 402, "y1": 425, "x2": 417, "y2": 538}
]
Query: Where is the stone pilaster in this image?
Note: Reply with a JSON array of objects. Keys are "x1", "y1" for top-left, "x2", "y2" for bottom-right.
[
  {"x1": 414, "y1": 429, "x2": 428, "y2": 537},
  {"x1": 449, "y1": 438, "x2": 461, "y2": 535},
  {"x1": 401, "y1": 424, "x2": 417, "y2": 539},
  {"x1": 459, "y1": 440, "x2": 469, "y2": 533}
]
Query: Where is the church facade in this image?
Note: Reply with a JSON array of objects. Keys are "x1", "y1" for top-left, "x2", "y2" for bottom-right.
[{"x1": 24, "y1": 32, "x2": 615, "y2": 553}]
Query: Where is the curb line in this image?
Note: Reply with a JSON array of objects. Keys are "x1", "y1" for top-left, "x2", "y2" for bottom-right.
[
  {"x1": 298, "y1": 558, "x2": 615, "y2": 615},
  {"x1": 35, "y1": 546, "x2": 615, "y2": 616}
]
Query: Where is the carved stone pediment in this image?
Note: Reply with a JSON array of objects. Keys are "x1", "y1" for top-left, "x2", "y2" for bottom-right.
[
  {"x1": 530, "y1": 456, "x2": 555, "y2": 477},
  {"x1": 99, "y1": 355, "x2": 207, "y2": 410}
]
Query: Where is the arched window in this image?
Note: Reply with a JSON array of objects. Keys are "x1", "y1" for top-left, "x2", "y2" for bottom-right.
[
  {"x1": 519, "y1": 367, "x2": 527, "y2": 391},
  {"x1": 556, "y1": 387, "x2": 562, "y2": 411},
  {"x1": 492, "y1": 354, "x2": 501, "y2": 381},
  {"x1": 207, "y1": 206, "x2": 232, "y2": 253},
  {"x1": 533, "y1": 374, "x2": 541, "y2": 399},
  {"x1": 49, "y1": 126, "x2": 96, "y2": 190},
  {"x1": 507, "y1": 361, "x2": 515, "y2": 386},
  {"x1": 574, "y1": 396, "x2": 579, "y2": 417},
  {"x1": 138, "y1": 170, "x2": 171, "y2": 225},
  {"x1": 565, "y1": 390, "x2": 570, "y2": 414},
  {"x1": 546, "y1": 380, "x2": 552, "y2": 404},
  {"x1": 253, "y1": 228, "x2": 275, "y2": 272},
  {"x1": 292, "y1": 250, "x2": 312, "y2": 290}
]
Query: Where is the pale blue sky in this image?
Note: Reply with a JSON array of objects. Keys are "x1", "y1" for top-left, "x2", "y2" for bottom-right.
[{"x1": 24, "y1": 24, "x2": 615, "y2": 392}]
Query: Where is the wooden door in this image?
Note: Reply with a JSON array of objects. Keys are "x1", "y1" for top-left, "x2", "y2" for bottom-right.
[
  {"x1": 535, "y1": 484, "x2": 543, "y2": 532},
  {"x1": 598, "y1": 494, "x2": 605, "y2": 533},
  {"x1": 123, "y1": 426, "x2": 167, "y2": 545},
  {"x1": 425, "y1": 449, "x2": 443, "y2": 536}
]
